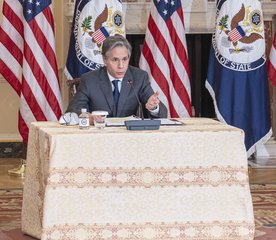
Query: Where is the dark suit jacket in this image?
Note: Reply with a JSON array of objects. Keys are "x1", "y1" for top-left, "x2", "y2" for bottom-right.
[{"x1": 66, "y1": 66, "x2": 167, "y2": 118}]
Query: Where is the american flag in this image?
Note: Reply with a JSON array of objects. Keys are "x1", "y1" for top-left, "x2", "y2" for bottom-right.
[
  {"x1": 228, "y1": 26, "x2": 246, "y2": 43},
  {"x1": 139, "y1": 0, "x2": 192, "y2": 117},
  {"x1": 0, "y1": 0, "x2": 62, "y2": 143},
  {"x1": 268, "y1": 32, "x2": 276, "y2": 87}
]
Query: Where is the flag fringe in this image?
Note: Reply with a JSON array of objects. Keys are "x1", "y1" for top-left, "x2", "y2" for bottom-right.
[
  {"x1": 64, "y1": 67, "x2": 73, "y2": 81},
  {"x1": 247, "y1": 128, "x2": 273, "y2": 158}
]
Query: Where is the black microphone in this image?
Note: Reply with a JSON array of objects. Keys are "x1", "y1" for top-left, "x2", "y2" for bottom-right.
[
  {"x1": 127, "y1": 79, "x2": 144, "y2": 120},
  {"x1": 125, "y1": 80, "x2": 160, "y2": 130}
]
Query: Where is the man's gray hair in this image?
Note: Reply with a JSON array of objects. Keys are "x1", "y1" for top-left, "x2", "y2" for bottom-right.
[{"x1": 102, "y1": 35, "x2": 132, "y2": 59}]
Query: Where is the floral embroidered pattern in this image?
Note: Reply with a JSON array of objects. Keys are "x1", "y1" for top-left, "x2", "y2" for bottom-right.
[
  {"x1": 42, "y1": 222, "x2": 255, "y2": 240},
  {"x1": 48, "y1": 166, "x2": 249, "y2": 188}
]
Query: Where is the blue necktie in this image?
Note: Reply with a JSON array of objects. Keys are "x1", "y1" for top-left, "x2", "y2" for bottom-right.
[{"x1": 112, "y1": 80, "x2": 120, "y2": 110}]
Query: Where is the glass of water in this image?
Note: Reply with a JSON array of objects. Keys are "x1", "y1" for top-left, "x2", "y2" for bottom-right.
[{"x1": 92, "y1": 111, "x2": 108, "y2": 129}]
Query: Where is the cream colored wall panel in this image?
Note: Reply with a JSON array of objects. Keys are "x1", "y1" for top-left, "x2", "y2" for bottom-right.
[
  {"x1": 0, "y1": 0, "x2": 21, "y2": 140},
  {"x1": 53, "y1": 0, "x2": 64, "y2": 70},
  {"x1": 0, "y1": 78, "x2": 21, "y2": 140},
  {"x1": 53, "y1": 0, "x2": 69, "y2": 112}
]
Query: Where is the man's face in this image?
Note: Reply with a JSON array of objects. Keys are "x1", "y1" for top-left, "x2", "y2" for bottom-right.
[{"x1": 104, "y1": 46, "x2": 130, "y2": 79}]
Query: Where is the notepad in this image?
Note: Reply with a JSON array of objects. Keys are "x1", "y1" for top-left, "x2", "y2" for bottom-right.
[
  {"x1": 106, "y1": 116, "x2": 140, "y2": 127},
  {"x1": 159, "y1": 118, "x2": 184, "y2": 125}
]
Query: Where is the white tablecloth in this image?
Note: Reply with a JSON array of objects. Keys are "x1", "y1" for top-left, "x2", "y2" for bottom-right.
[{"x1": 22, "y1": 118, "x2": 254, "y2": 239}]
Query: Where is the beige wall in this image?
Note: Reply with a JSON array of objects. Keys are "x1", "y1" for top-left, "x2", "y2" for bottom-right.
[
  {"x1": 0, "y1": 0, "x2": 65, "y2": 141},
  {"x1": 0, "y1": 0, "x2": 20, "y2": 140},
  {"x1": 0, "y1": 80, "x2": 20, "y2": 140}
]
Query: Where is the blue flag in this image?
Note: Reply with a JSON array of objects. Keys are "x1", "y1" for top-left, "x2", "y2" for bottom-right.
[
  {"x1": 206, "y1": 0, "x2": 272, "y2": 157},
  {"x1": 64, "y1": 0, "x2": 125, "y2": 80}
]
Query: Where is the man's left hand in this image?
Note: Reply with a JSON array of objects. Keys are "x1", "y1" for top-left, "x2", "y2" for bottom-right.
[{"x1": 146, "y1": 91, "x2": 160, "y2": 111}]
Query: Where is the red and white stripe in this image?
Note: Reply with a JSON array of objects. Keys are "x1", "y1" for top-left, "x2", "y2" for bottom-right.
[
  {"x1": 0, "y1": 0, "x2": 62, "y2": 143},
  {"x1": 92, "y1": 28, "x2": 107, "y2": 44},
  {"x1": 228, "y1": 28, "x2": 243, "y2": 42},
  {"x1": 268, "y1": 32, "x2": 276, "y2": 87},
  {"x1": 139, "y1": 2, "x2": 192, "y2": 118}
]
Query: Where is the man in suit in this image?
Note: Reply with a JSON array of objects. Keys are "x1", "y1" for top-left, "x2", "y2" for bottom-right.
[{"x1": 66, "y1": 35, "x2": 167, "y2": 118}]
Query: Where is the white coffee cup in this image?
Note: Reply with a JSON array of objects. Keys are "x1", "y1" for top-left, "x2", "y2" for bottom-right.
[{"x1": 92, "y1": 111, "x2": 108, "y2": 129}]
